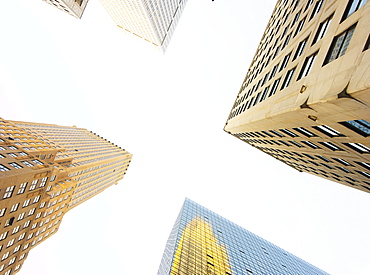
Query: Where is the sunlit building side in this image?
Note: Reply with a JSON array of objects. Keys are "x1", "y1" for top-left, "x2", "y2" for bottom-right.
[
  {"x1": 99, "y1": 0, "x2": 188, "y2": 52},
  {"x1": 225, "y1": 0, "x2": 370, "y2": 193},
  {"x1": 158, "y1": 198, "x2": 328, "y2": 275},
  {"x1": 41, "y1": 0, "x2": 89, "y2": 18},
  {"x1": 0, "y1": 118, "x2": 132, "y2": 274}
]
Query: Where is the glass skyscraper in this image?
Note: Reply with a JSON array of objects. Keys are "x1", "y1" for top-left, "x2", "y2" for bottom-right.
[{"x1": 158, "y1": 198, "x2": 328, "y2": 275}]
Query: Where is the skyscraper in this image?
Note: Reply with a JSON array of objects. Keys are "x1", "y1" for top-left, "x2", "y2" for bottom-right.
[
  {"x1": 225, "y1": 0, "x2": 370, "y2": 193},
  {"x1": 41, "y1": 0, "x2": 89, "y2": 18},
  {"x1": 99, "y1": 0, "x2": 188, "y2": 52},
  {"x1": 0, "y1": 118, "x2": 132, "y2": 274},
  {"x1": 158, "y1": 198, "x2": 328, "y2": 275}
]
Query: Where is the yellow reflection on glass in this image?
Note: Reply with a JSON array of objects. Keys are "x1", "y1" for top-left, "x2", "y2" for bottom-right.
[{"x1": 171, "y1": 217, "x2": 232, "y2": 274}]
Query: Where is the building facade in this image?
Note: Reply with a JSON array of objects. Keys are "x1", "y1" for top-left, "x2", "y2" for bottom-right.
[
  {"x1": 225, "y1": 0, "x2": 370, "y2": 193},
  {"x1": 42, "y1": 0, "x2": 89, "y2": 18},
  {"x1": 158, "y1": 198, "x2": 328, "y2": 275},
  {"x1": 99, "y1": 0, "x2": 188, "y2": 52},
  {"x1": 0, "y1": 118, "x2": 132, "y2": 275}
]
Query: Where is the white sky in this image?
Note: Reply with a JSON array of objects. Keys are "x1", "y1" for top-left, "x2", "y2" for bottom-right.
[{"x1": 1, "y1": 0, "x2": 370, "y2": 274}]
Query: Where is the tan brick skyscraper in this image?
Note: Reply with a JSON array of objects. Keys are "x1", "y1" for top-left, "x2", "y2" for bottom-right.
[
  {"x1": 225, "y1": 0, "x2": 370, "y2": 193},
  {"x1": 0, "y1": 118, "x2": 132, "y2": 274}
]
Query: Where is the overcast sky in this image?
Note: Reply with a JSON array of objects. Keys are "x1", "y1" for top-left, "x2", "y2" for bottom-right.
[{"x1": 1, "y1": 1, "x2": 370, "y2": 275}]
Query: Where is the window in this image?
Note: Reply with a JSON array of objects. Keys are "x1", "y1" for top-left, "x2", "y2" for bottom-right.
[
  {"x1": 39, "y1": 177, "x2": 48, "y2": 187},
  {"x1": 50, "y1": 175, "x2": 56, "y2": 182},
  {"x1": 7, "y1": 239, "x2": 15, "y2": 248},
  {"x1": 32, "y1": 159, "x2": 43, "y2": 165},
  {"x1": 12, "y1": 226, "x2": 20, "y2": 235},
  {"x1": 23, "y1": 221, "x2": 30, "y2": 229},
  {"x1": 313, "y1": 125, "x2": 343, "y2": 137},
  {"x1": 297, "y1": 51, "x2": 318, "y2": 80},
  {"x1": 0, "y1": 208, "x2": 6, "y2": 217},
  {"x1": 3, "y1": 186, "x2": 15, "y2": 199},
  {"x1": 0, "y1": 232, "x2": 8, "y2": 241},
  {"x1": 280, "y1": 67, "x2": 296, "y2": 90},
  {"x1": 268, "y1": 78, "x2": 281, "y2": 97},
  {"x1": 302, "y1": 141, "x2": 320, "y2": 149},
  {"x1": 324, "y1": 24, "x2": 357, "y2": 64},
  {"x1": 21, "y1": 161, "x2": 33, "y2": 167},
  {"x1": 10, "y1": 204, "x2": 19, "y2": 213},
  {"x1": 340, "y1": 119, "x2": 370, "y2": 136},
  {"x1": 7, "y1": 153, "x2": 16, "y2": 158},
  {"x1": 293, "y1": 37, "x2": 308, "y2": 60},
  {"x1": 355, "y1": 161, "x2": 370, "y2": 171},
  {"x1": 9, "y1": 162, "x2": 22, "y2": 169},
  {"x1": 4, "y1": 269, "x2": 11, "y2": 275},
  {"x1": 17, "y1": 182, "x2": 27, "y2": 195},
  {"x1": 0, "y1": 146, "x2": 5, "y2": 150},
  {"x1": 319, "y1": 141, "x2": 342, "y2": 151},
  {"x1": 294, "y1": 127, "x2": 316, "y2": 137},
  {"x1": 364, "y1": 35, "x2": 370, "y2": 51},
  {"x1": 0, "y1": 154, "x2": 4, "y2": 158},
  {"x1": 0, "y1": 164, "x2": 10, "y2": 172},
  {"x1": 19, "y1": 152, "x2": 27, "y2": 156},
  {"x1": 4, "y1": 218, "x2": 14, "y2": 227},
  {"x1": 28, "y1": 208, "x2": 36, "y2": 216},
  {"x1": 294, "y1": 16, "x2": 306, "y2": 37},
  {"x1": 8, "y1": 256, "x2": 16, "y2": 265},
  {"x1": 342, "y1": 0, "x2": 367, "y2": 21},
  {"x1": 313, "y1": 15, "x2": 333, "y2": 44},
  {"x1": 356, "y1": 170, "x2": 370, "y2": 178},
  {"x1": 17, "y1": 212, "x2": 25, "y2": 221},
  {"x1": 260, "y1": 86, "x2": 270, "y2": 102},
  {"x1": 344, "y1": 142, "x2": 370, "y2": 153},
  {"x1": 1, "y1": 251, "x2": 9, "y2": 261},
  {"x1": 22, "y1": 199, "x2": 31, "y2": 208},
  {"x1": 281, "y1": 32, "x2": 292, "y2": 49},
  {"x1": 269, "y1": 64, "x2": 279, "y2": 80},
  {"x1": 310, "y1": 0, "x2": 324, "y2": 20},
  {"x1": 279, "y1": 52, "x2": 291, "y2": 72},
  {"x1": 29, "y1": 180, "x2": 38, "y2": 191}
]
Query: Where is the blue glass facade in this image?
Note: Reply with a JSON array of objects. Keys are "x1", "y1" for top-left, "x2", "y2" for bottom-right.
[{"x1": 158, "y1": 198, "x2": 328, "y2": 275}]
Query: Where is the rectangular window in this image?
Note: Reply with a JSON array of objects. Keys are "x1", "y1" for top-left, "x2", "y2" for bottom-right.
[
  {"x1": 8, "y1": 146, "x2": 17, "y2": 150},
  {"x1": 310, "y1": 0, "x2": 324, "y2": 20},
  {"x1": 7, "y1": 153, "x2": 17, "y2": 157},
  {"x1": 344, "y1": 142, "x2": 370, "y2": 153},
  {"x1": 294, "y1": 16, "x2": 307, "y2": 37},
  {"x1": 294, "y1": 127, "x2": 316, "y2": 137},
  {"x1": 0, "y1": 154, "x2": 4, "y2": 158},
  {"x1": 297, "y1": 51, "x2": 318, "y2": 80},
  {"x1": 17, "y1": 212, "x2": 25, "y2": 221},
  {"x1": 39, "y1": 177, "x2": 48, "y2": 187},
  {"x1": 9, "y1": 162, "x2": 22, "y2": 169},
  {"x1": 313, "y1": 125, "x2": 343, "y2": 137},
  {"x1": 32, "y1": 159, "x2": 43, "y2": 165},
  {"x1": 280, "y1": 67, "x2": 296, "y2": 90},
  {"x1": 313, "y1": 14, "x2": 333, "y2": 44},
  {"x1": 17, "y1": 182, "x2": 28, "y2": 195},
  {"x1": 364, "y1": 35, "x2": 370, "y2": 51},
  {"x1": 0, "y1": 146, "x2": 5, "y2": 150},
  {"x1": 342, "y1": 0, "x2": 367, "y2": 21},
  {"x1": 19, "y1": 152, "x2": 27, "y2": 156},
  {"x1": 21, "y1": 161, "x2": 33, "y2": 167},
  {"x1": 0, "y1": 208, "x2": 6, "y2": 217},
  {"x1": 260, "y1": 86, "x2": 270, "y2": 102},
  {"x1": 355, "y1": 161, "x2": 370, "y2": 170},
  {"x1": 279, "y1": 52, "x2": 292, "y2": 72},
  {"x1": 0, "y1": 164, "x2": 10, "y2": 172},
  {"x1": 340, "y1": 119, "x2": 370, "y2": 136},
  {"x1": 324, "y1": 24, "x2": 357, "y2": 64},
  {"x1": 23, "y1": 199, "x2": 31, "y2": 208},
  {"x1": 29, "y1": 180, "x2": 38, "y2": 191},
  {"x1": 0, "y1": 232, "x2": 8, "y2": 241},
  {"x1": 268, "y1": 78, "x2": 281, "y2": 97},
  {"x1": 319, "y1": 141, "x2": 342, "y2": 151},
  {"x1": 3, "y1": 186, "x2": 15, "y2": 199},
  {"x1": 293, "y1": 37, "x2": 308, "y2": 60},
  {"x1": 281, "y1": 33, "x2": 292, "y2": 49},
  {"x1": 302, "y1": 141, "x2": 320, "y2": 149},
  {"x1": 10, "y1": 204, "x2": 19, "y2": 213}
]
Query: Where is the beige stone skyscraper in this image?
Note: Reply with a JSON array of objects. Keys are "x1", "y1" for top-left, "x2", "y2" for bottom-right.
[
  {"x1": 0, "y1": 118, "x2": 132, "y2": 274},
  {"x1": 42, "y1": 0, "x2": 89, "y2": 18},
  {"x1": 225, "y1": 0, "x2": 370, "y2": 193},
  {"x1": 99, "y1": 0, "x2": 188, "y2": 52}
]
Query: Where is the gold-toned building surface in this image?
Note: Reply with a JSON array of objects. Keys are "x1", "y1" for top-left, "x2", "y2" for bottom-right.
[
  {"x1": 225, "y1": 0, "x2": 370, "y2": 193},
  {"x1": 0, "y1": 118, "x2": 132, "y2": 274},
  {"x1": 42, "y1": 0, "x2": 89, "y2": 18},
  {"x1": 99, "y1": 0, "x2": 188, "y2": 52},
  {"x1": 158, "y1": 198, "x2": 328, "y2": 275}
]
